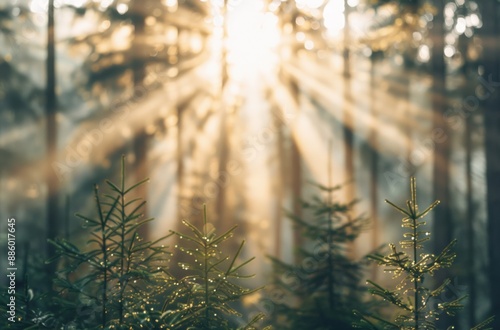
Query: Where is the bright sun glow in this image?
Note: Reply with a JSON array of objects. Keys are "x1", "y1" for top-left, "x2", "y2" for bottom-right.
[
  {"x1": 30, "y1": 0, "x2": 90, "y2": 13},
  {"x1": 225, "y1": 0, "x2": 280, "y2": 81},
  {"x1": 323, "y1": 0, "x2": 345, "y2": 36}
]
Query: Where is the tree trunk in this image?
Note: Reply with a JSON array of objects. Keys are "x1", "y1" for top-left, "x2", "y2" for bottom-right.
[
  {"x1": 481, "y1": 1, "x2": 500, "y2": 328},
  {"x1": 45, "y1": 0, "x2": 59, "y2": 285},
  {"x1": 430, "y1": 1, "x2": 453, "y2": 328},
  {"x1": 465, "y1": 110, "x2": 476, "y2": 326},
  {"x1": 343, "y1": 0, "x2": 350, "y2": 78},
  {"x1": 431, "y1": 0, "x2": 449, "y2": 253},
  {"x1": 131, "y1": 5, "x2": 149, "y2": 240},
  {"x1": 289, "y1": 79, "x2": 303, "y2": 261},
  {"x1": 369, "y1": 53, "x2": 380, "y2": 279},
  {"x1": 176, "y1": 103, "x2": 184, "y2": 218},
  {"x1": 215, "y1": 0, "x2": 230, "y2": 224},
  {"x1": 273, "y1": 108, "x2": 287, "y2": 258}
]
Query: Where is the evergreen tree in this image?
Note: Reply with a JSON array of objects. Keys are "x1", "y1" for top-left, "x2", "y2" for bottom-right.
[
  {"x1": 268, "y1": 182, "x2": 368, "y2": 329},
  {"x1": 354, "y1": 177, "x2": 494, "y2": 330},
  {"x1": 47, "y1": 156, "x2": 170, "y2": 329},
  {"x1": 161, "y1": 205, "x2": 268, "y2": 330}
]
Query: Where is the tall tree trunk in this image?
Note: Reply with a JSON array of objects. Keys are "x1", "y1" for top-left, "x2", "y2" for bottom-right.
[
  {"x1": 343, "y1": 0, "x2": 350, "y2": 78},
  {"x1": 343, "y1": 0, "x2": 355, "y2": 207},
  {"x1": 176, "y1": 103, "x2": 184, "y2": 218},
  {"x1": 431, "y1": 0, "x2": 449, "y2": 252},
  {"x1": 430, "y1": 1, "x2": 453, "y2": 328},
  {"x1": 45, "y1": 0, "x2": 59, "y2": 285},
  {"x1": 215, "y1": 0, "x2": 230, "y2": 224},
  {"x1": 369, "y1": 53, "x2": 380, "y2": 280},
  {"x1": 342, "y1": 1, "x2": 357, "y2": 263},
  {"x1": 215, "y1": 109, "x2": 229, "y2": 224},
  {"x1": 289, "y1": 79, "x2": 303, "y2": 261},
  {"x1": 481, "y1": 1, "x2": 500, "y2": 328},
  {"x1": 273, "y1": 108, "x2": 287, "y2": 258},
  {"x1": 131, "y1": 6, "x2": 149, "y2": 240},
  {"x1": 465, "y1": 110, "x2": 476, "y2": 327}
]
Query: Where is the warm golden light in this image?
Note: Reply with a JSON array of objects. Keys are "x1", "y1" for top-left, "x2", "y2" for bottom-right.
[
  {"x1": 225, "y1": 0, "x2": 280, "y2": 82},
  {"x1": 323, "y1": 0, "x2": 345, "y2": 36}
]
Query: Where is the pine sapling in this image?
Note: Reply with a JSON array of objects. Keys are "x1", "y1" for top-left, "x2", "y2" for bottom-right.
[
  {"x1": 354, "y1": 177, "x2": 494, "y2": 330},
  {"x1": 48, "y1": 156, "x2": 171, "y2": 329},
  {"x1": 161, "y1": 205, "x2": 267, "y2": 329},
  {"x1": 268, "y1": 180, "x2": 368, "y2": 329}
]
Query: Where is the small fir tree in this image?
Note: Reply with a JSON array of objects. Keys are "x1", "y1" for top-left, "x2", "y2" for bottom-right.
[
  {"x1": 161, "y1": 205, "x2": 268, "y2": 329},
  {"x1": 268, "y1": 181, "x2": 368, "y2": 329},
  {"x1": 354, "y1": 177, "x2": 494, "y2": 330},
  {"x1": 47, "y1": 156, "x2": 170, "y2": 329}
]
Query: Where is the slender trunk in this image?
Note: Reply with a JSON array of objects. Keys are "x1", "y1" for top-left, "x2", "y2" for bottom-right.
[
  {"x1": 273, "y1": 110, "x2": 286, "y2": 258},
  {"x1": 175, "y1": 97, "x2": 194, "y2": 219},
  {"x1": 291, "y1": 138, "x2": 302, "y2": 260},
  {"x1": 203, "y1": 207, "x2": 210, "y2": 326},
  {"x1": 430, "y1": 1, "x2": 452, "y2": 328},
  {"x1": 403, "y1": 71, "x2": 413, "y2": 170},
  {"x1": 45, "y1": 0, "x2": 59, "y2": 286},
  {"x1": 133, "y1": 132, "x2": 149, "y2": 239},
  {"x1": 327, "y1": 140, "x2": 334, "y2": 310},
  {"x1": 343, "y1": 0, "x2": 355, "y2": 207},
  {"x1": 215, "y1": 111, "x2": 229, "y2": 224},
  {"x1": 119, "y1": 175, "x2": 126, "y2": 324},
  {"x1": 96, "y1": 186, "x2": 108, "y2": 327},
  {"x1": 343, "y1": 0, "x2": 350, "y2": 78},
  {"x1": 131, "y1": 9, "x2": 149, "y2": 240},
  {"x1": 481, "y1": 2, "x2": 500, "y2": 328},
  {"x1": 177, "y1": 104, "x2": 184, "y2": 217},
  {"x1": 343, "y1": 77, "x2": 354, "y2": 203},
  {"x1": 465, "y1": 113, "x2": 476, "y2": 326},
  {"x1": 369, "y1": 54, "x2": 380, "y2": 280},
  {"x1": 288, "y1": 79, "x2": 303, "y2": 261},
  {"x1": 431, "y1": 0, "x2": 450, "y2": 253},
  {"x1": 215, "y1": 0, "x2": 229, "y2": 224},
  {"x1": 342, "y1": 6, "x2": 356, "y2": 264}
]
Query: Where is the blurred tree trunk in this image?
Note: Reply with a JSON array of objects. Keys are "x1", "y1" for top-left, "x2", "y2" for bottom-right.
[
  {"x1": 343, "y1": 0, "x2": 350, "y2": 78},
  {"x1": 273, "y1": 108, "x2": 287, "y2": 258},
  {"x1": 131, "y1": 3, "x2": 149, "y2": 239},
  {"x1": 430, "y1": 1, "x2": 453, "y2": 327},
  {"x1": 176, "y1": 103, "x2": 184, "y2": 218},
  {"x1": 369, "y1": 52, "x2": 380, "y2": 279},
  {"x1": 289, "y1": 79, "x2": 303, "y2": 262},
  {"x1": 464, "y1": 108, "x2": 476, "y2": 326},
  {"x1": 481, "y1": 1, "x2": 500, "y2": 328},
  {"x1": 215, "y1": 109, "x2": 229, "y2": 224},
  {"x1": 431, "y1": 0, "x2": 449, "y2": 251},
  {"x1": 215, "y1": 1, "x2": 230, "y2": 224},
  {"x1": 45, "y1": 0, "x2": 59, "y2": 284},
  {"x1": 343, "y1": 0, "x2": 354, "y2": 204}
]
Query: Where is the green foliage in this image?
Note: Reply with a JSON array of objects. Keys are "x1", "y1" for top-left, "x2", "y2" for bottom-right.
[
  {"x1": 0, "y1": 275, "x2": 55, "y2": 329},
  {"x1": 47, "y1": 156, "x2": 170, "y2": 329},
  {"x1": 268, "y1": 182, "x2": 368, "y2": 329},
  {"x1": 354, "y1": 177, "x2": 494, "y2": 330},
  {"x1": 161, "y1": 205, "x2": 268, "y2": 329},
  {"x1": 0, "y1": 156, "x2": 267, "y2": 329}
]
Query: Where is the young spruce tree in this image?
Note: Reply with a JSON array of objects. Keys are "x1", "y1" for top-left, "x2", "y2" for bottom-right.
[
  {"x1": 48, "y1": 156, "x2": 171, "y2": 329},
  {"x1": 268, "y1": 180, "x2": 368, "y2": 329},
  {"x1": 354, "y1": 177, "x2": 494, "y2": 330},
  {"x1": 161, "y1": 205, "x2": 268, "y2": 329}
]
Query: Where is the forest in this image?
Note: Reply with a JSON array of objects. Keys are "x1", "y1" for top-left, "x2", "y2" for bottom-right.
[{"x1": 0, "y1": 0, "x2": 499, "y2": 329}]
